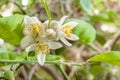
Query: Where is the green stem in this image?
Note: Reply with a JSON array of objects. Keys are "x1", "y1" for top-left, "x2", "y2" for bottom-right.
[
  {"x1": 56, "y1": 64, "x2": 70, "y2": 80},
  {"x1": 60, "y1": 0, "x2": 65, "y2": 15},
  {"x1": 0, "y1": 60, "x2": 85, "y2": 66},
  {"x1": 13, "y1": 2, "x2": 26, "y2": 14},
  {"x1": 40, "y1": 0, "x2": 51, "y2": 26}
]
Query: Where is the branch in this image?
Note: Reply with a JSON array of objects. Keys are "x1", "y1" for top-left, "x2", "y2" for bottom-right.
[
  {"x1": 0, "y1": 60, "x2": 86, "y2": 66},
  {"x1": 41, "y1": 64, "x2": 63, "y2": 80},
  {"x1": 56, "y1": 64, "x2": 70, "y2": 80}
]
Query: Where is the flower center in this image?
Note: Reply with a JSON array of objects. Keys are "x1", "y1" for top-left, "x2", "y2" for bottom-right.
[
  {"x1": 32, "y1": 24, "x2": 42, "y2": 31},
  {"x1": 62, "y1": 25, "x2": 73, "y2": 38},
  {"x1": 31, "y1": 24, "x2": 42, "y2": 38},
  {"x1": 38, "y1": 43, "x2": 50, "y2": 54}
]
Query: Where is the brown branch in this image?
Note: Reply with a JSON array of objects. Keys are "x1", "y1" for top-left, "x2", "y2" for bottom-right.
[
  {"x1": 21, "y1": 66, "x2": 28, "y2": 80},
  {"x1": 28, "y1": 64, "x2": 38, "y2": 80}
]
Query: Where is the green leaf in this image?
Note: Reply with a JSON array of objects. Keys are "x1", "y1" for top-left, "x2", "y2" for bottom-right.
[
  {"x1": 15, "y1": 52, "x2": 27, "y2": 60},
  {"x1": 91, "y1": 14, "x2": 111, "y2": 22},
  {"x1": 0, "y1": 0, "x2": 7, "y2": 7},
  {"x1": 46, "y1": 55, "x2": 61, "y2": 61},
  {"x1": 0, "y1": 53, "x2": 9, "y2": 60},
  {"x1": 79, "y1": 0, "x2": 93, "y2": 15},
  {"x1": 66, "y1": 19, "x2": 96, "y2": 45},
  {"x1": 4, "y1": 71, "x2": 14, "y2": 79},
  {"x1": 0, "y1": 14, "x2": 24, "y2": 45},
  {"x1": 90, "y1": 65, "x2": 108, "y2": 77},
  {"x1": 0, "y1": 52, "x2": 27, "y2": 67},
  {"x1": 0, "y1": 52, "x2": 27, "y2": 60},
  {"x1": 96, "y1": 32, "x2": 106, "y2": 45},
  {"x1": 87, "y1": 51, "x2": 120, "y2": 66},
  {"x1": 106, "y1": 10, "x2": 118, "y2": 20}
]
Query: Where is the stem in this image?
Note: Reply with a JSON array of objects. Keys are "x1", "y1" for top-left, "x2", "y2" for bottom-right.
[
  {"x1": 0, "y1": 60, "x2": 85, "y2": 66},
  {"x1": 60, "y1": 0, "x2": 65, "y2": 15},
  {"x1": 13, "y1": 2, "x2": 26, "y2": 14},
  {"x1": 56, "y1": 64, "x2": 70, "y2": 80},
  {"x1": 40, "y1": 0, "x2": 51, "y2": 26}
]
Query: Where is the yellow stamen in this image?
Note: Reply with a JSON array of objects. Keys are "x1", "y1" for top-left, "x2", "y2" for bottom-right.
[
  {"x1": 32, "y1": 24, "x2": 42, "y2": 31},
  {"x1": 62, "y1": 25, "x2": 73, "y2": 38},
  {"x1": 38, "y1": 43, "x2": 50, "y2": 54},
  {"x1": 31, "y1": 24, "x2": 42, "y2": 37}
]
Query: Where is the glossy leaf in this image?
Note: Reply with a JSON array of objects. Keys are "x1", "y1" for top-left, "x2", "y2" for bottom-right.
[
  {"x1": 0, "y1": 14, "x2": 24, "y2": 45},
  {"x1": 87, "y1": 51, "x2": 120, "y2": 66}
]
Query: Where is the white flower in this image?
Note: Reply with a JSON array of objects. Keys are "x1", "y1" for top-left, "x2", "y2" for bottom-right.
[
  {"x1": 20, "y1": 15, "x2": 43, "y2": 49},
  {"x1": 26, "y1": 41, "x2": 62, "y2": 65},
  {"x1": 58, "y1": 16, "x2": 79, "y2": 46},
  {"x1": 43, "y1": 20, "x2": 59, "y2": 40},
  {"x1": 23, "y1": 15, "x2": 43, "y2": 37}
]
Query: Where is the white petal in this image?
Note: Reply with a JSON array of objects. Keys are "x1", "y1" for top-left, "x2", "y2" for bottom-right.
[
  {"x1": 31, "y1": 17, "x2": 41, "y2": 25},
  {"x1": 37, "y1": 54, "x2": 46, "y2": 65},
  {"x1": 47, "y1": 42, "x2": 62, "y2": 49},
  {"x1": 24, "y1": 15, "x2": 41, "y2": 26},
  {"x1": 61, "y1": 21, "x2": 78, "y2": 28},
  {"x1": 44, "y1": 20, "x2": 49, "y2": 24},
  {"x1": 26, "y1": 44, "x2": 37, "y2": 52},
  {"x1": 58, "y1": 16, "x2": 68, "y2": 28},
  {"x1": 60, "y1": 38, "x2": 72, "y2": 46},
  {"x1": 24, "y1": 15, "x2": 33, "y2": 26},
  {"x1": 20, "y1": 35, "x2": 34, "y2": 49},
  {"x1": 66, "y1": 34, "x2": 79, "y2": 41},
  {"x1": 50, "y1": 20, "x2": 58, "y2": 28}
]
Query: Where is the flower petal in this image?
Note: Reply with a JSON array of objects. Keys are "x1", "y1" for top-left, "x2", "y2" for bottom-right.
[
  {"x1": 50, "y1": 20, "x2": 58, "y2": 29},
  {"x1": 60, "y1": 38, "x2": 72, "y2": 46},
  {"x1": 24, "y1": 15, "x2": 33, "y2": 26},
  {"x1": 26, "y1": 44, "x2": 37, "y2": 52},
  {"x1": 24, "y1": 15, "x2": 33, "y2": 35},
  {"x1": 61, "y1": 21, "x2": 78, "y2": 28},
  {"x1": 24, "y1": 15, "x2": 41, "y2": 26},
  {"x1": 20, "y1": 35, "x2": 34, "y2": 49},
  {"x1": 47, "y1": 42, "x2": 62, "y2": 49},
  {"x1": 31, "y1": 17, "x2": 41, "y2": 25},
  {"x1": 58, "y1": 16, "x2": 68, "y2": 28},
  {"x1": 66, "y1": 34, "x2": 79, "y2": 41},
  {"x1": 37, "y1": 54, "x2": 46, "y2": 65}
]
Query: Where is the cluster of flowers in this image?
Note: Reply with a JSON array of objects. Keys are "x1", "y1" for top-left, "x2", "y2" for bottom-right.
[{"x1": 20, "y1": 15, "x2": 79, "y2": 65}]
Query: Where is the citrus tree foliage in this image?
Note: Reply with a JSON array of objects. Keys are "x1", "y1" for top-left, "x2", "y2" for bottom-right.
[{"x1": 0, "y1": 0, "x2": 120, "y2": 80}]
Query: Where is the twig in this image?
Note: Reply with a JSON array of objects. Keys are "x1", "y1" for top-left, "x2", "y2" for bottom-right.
[
  {"x1": 90, "y1": 43, "x2": 102, "y2": 52},
  {"x1": 65, "y1": 0, "x2": 73, "y2": 17},
  {"x1": 69, "y1": 45, "x2": 85, "y2": 78},
  {"x1": 13, "y1": 2, "x2": 26, "y2": 14},
  {"x1": 103, "y1": 31, "x2": 120, "y2": 50},
  {"x1": 26, "y1": 65, "x2": 42, "y2": 80},
  {"x1": 60, "y1": 0, "x2": 65, "y2": 15},
  {"x1": 0, "y1": 60, "x2": 86, "y2": 66},
  {"x1": 111, "y1": 35, "x2": 120, "y2": 50},
  {"x1": 21, "y1": 66, "x2": 27, "y2": 80},
  {"x1": 56, "y1": 64, "x2": 70, "y2": 80},
  {"x1": 28, "y1": 64, "x2": 38, "y2": 80},
  {"x1": 41, "y1": 64, "x2": 63, "y2": 80}
]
